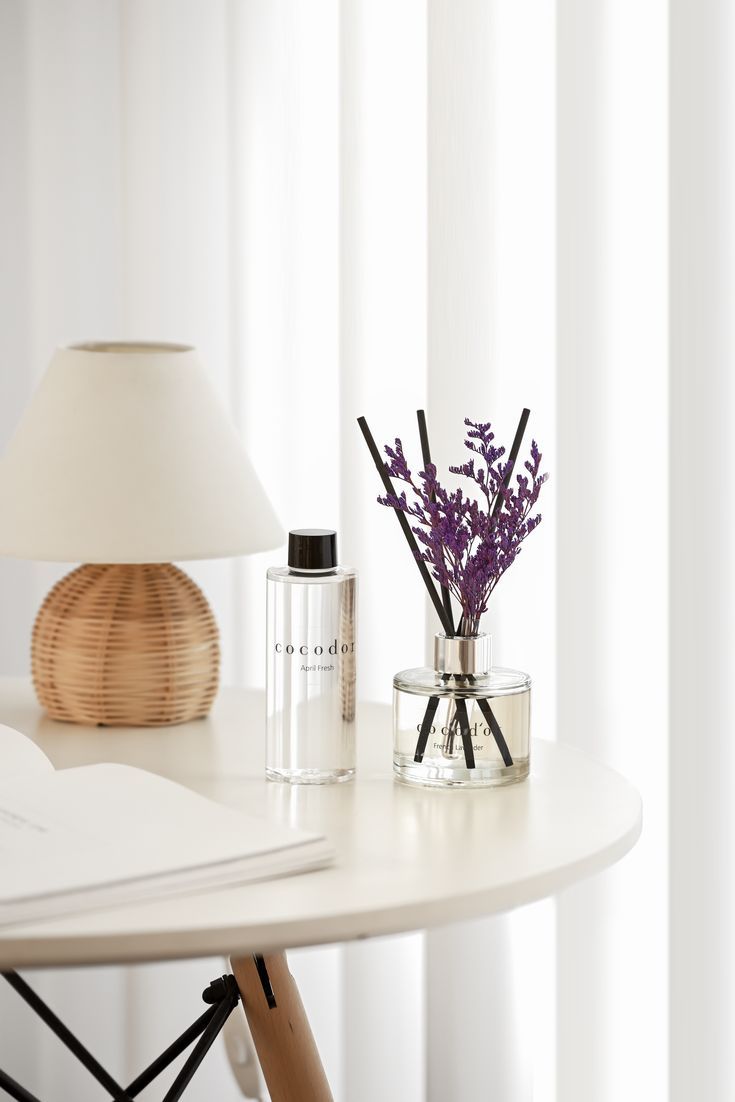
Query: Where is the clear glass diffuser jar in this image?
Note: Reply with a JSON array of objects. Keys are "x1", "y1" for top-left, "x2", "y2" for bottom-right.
[{"x1": 393, "y1": 633, "x2": 530, "y2": 787}]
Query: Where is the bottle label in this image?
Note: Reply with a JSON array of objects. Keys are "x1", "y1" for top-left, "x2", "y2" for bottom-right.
[{"x1": 273, "y1": 639, "x2": 355, "y2": 675}]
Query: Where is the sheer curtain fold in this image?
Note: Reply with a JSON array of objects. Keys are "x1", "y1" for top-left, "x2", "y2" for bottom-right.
[
  {"x1": 425, "y1": 4, "x2": 547, "y2": 1100},
  {"x1": 557, "y1": 2, "x2": 668, "y2": 1098},
  {"x1": 339, "y1": 3, "x2": 428, "y2": 1097}
]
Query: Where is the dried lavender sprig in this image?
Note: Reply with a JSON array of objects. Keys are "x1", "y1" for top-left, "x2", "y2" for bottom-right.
[
  {"x1": 416, "y1": 410, "x2": 474, "y2": 766},
  {"x1": 357, "y1": 415, "x2": 454, "y2": 637},
  {"x1": 454, "y1": 405, "x2": 529, "y2": 634},
  {"x1": 382, "y1": 417, "x2": 548, "y2": 632},
  {"x1": 414, "y1": 410, "x2": 510, "y2": 770}
]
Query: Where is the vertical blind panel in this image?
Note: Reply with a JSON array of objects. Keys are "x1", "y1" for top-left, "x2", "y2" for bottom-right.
[
  {"x1": 427, "y1": 0, "x2": 495, "y2": 438},
  {"x1": 27, "y1": 0, "x2": 124, "y2": 369},
  {"x1": 428, "y1": 917, "x2": 530, "y2": 1102},
  {"x1": 120, "y1": 0, "x2": 239, "y2": 674},
  {"x1": 121, "y1": 0, "x2": 230, "y2": 368},
  {"x1": 426, "y1": 3, "x2": 537, "y2": 1099},
  {"x1": 339, "y1": 2, "x2": 428, "y2": 1099},
  {"x1": 229, "y1": 0, "x2": 340, "y2": 690},
  {"x1": 339, "y1": 0, "x2": 428, "y2": 702},
  {"x1": 227, "y1": 4, "x2": 345, "y2": 1093},
  {"x1": 492, "y1": 0, "x2": 556, "y2": 723},
  {"x1": 344, "y1": 936, "x2": 426, "y2": 1102},
  {"x1": 670, "y1": 1, "x2": 735, "y2": 1098},
  {"x1": 288, "y1": 947, "x2": 345, "y2": 1099},
  {"x1": 557, "y1": 1, "x2": 668, "y2": 1100},
  {"x1": 493, "y1": 8, "x2": 557, "y2": 1095},
  {"x1": 26, "y1": 0, "x2": 126, "y2": 617},
  {"x1": 119, "y1": 5, "x2": 253, "y2": 1093},
  {"x1": 0, "y1": 1, "x2": 41, "y2": 672},
  {"x1": 599, "y1": 8, "x2": 668, "y2": 1096}
]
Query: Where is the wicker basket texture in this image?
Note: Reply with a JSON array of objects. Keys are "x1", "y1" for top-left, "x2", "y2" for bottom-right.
[{"x1": 32, "y1": 563, "x2": 220, "y2": 726}]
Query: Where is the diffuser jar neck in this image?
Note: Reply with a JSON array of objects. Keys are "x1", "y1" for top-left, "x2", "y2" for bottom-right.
[{"x1": 434, "y1": 632, "x2": 492, "y2": 678}]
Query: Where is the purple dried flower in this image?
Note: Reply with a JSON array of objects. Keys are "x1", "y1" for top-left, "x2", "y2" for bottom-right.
[{"x1": 378, "y1": 418, "x2": 548, "y2": 635}]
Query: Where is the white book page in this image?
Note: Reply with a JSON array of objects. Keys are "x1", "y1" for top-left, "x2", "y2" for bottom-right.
[
  {"x1": 0, "y1": 724, "x2": 54, "y2": 782},
  {"x1": 0, "y1": 763, "x2": 326, "y2": 905}
]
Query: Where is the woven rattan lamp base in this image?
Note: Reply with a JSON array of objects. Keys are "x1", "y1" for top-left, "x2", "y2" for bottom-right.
[{"x1": 32, "y1": 564, "x2": 220, "y2": 727}]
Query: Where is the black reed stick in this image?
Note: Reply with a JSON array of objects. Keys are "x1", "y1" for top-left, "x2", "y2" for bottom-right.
[
  {"x1": 477, "y1": 697, "x2": 513, "y2": 766},
  {"x1": 492, "y1": 407, "x2": 530, "y2": 518},
  {"x1": 357, "y1": 416, "x2": 454, "y2": 637},
  {"x1": 455, "y1": 698, "x2": 476, "y2": 769},
  {"x1": 417, "y1": 409, "x2": 455, "y2": 634},
  {"x1": 414, "y1": 694, "x2": 440, "y2": 763}
]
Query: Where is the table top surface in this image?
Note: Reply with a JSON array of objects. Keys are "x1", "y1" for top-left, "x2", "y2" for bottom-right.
[{"x1": 0, "y1": 679, "x2": 641, "y2": 969}]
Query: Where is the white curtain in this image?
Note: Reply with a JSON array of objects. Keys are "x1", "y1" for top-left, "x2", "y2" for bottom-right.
[{"x1": 0, "y1": 1, "x2": 731, "y2": 1099}]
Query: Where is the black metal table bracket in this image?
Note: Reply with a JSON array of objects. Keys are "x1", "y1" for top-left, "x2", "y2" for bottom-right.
[{"x1": 0, "y1": 955, "x2": 276, "y2": 1101}]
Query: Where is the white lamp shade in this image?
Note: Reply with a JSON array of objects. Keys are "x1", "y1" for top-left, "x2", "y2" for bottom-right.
[{"x1": 0, "y1": 343, "x2": 284, "y2": 562}]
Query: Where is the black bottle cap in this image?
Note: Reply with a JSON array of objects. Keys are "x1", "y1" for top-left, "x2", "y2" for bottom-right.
[{"x1": 288, "y1": 529, "x2": 338, "y2": 571}]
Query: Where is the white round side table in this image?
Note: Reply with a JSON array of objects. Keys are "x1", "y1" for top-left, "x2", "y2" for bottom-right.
[{"x1": 0, "y1": 679, "x2": 641, "y2": 1100}]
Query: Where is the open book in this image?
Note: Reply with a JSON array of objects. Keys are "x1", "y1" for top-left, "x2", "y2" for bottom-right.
[{"x1": 0, "y1": 724, "x2": 334, "y2": 927}]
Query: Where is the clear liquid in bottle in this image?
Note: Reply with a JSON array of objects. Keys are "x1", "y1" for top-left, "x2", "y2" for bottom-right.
[{"x1": 266, "y1": 529, "x2": 357, "y2": 783}]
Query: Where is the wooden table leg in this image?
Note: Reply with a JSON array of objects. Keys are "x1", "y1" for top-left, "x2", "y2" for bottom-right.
[{"x1": 230, "y1": 953, "x2": 333, "y2": 1102}]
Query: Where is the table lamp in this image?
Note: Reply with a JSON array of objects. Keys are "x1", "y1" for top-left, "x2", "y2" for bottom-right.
[{"x1": 0, "y1": 342, "x2": 283, "y2": 727}]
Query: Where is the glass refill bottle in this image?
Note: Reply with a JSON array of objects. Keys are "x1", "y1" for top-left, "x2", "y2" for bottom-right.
[
  {"x1": 393, "y1": 633, "x2": 530, "y2": 787},
  {"x1": 266, "y1": 529, "x2": 357, "y2": 783}
]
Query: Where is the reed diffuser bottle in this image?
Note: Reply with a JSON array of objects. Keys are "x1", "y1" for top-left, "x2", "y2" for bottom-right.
[
  {"x1": 358, "y1": 407, "x2": 547, "y2": 789},
  {"x1": 266, "y1": 529, "x2": 357, "y2": 784},
  {"x1": 393, "y1": 633, "x2": 530, "y2": 787}
]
